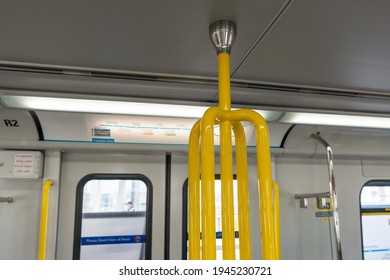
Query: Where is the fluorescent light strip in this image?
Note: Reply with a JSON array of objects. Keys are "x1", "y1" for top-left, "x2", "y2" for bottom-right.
[
  {"x1": 281, "y1": 112, "x2": 390, "y2": 129},
  {"x1": 0, "y1": 96, "x2": 280, "y2": 121}
]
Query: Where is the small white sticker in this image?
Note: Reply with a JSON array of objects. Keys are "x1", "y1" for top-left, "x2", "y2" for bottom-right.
[{"x1": 13, "y1": 154, "x2": 35, "y2": 176}]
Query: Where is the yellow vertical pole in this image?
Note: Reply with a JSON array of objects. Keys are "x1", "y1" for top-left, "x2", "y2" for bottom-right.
[
  {"x1": 232, "y1": 121, "x2": 251, "y2": 260},
  {"x1": 220, "y1": 119, "x2": 235, "y2": 259},
  {"x1": 273, "y1": 181, "x2": 281, "y2": 259},
  {"x1": 201, "y1": 107, "x2": 219, "y2": 260},
  {"x1": 255, "y1": 121, "x2": 276, "y2": 259},
  {"x1": 218, "y1": 52, "x2": 235, "y2": 260},
  {"x1": 230, "y1": 109, "x2": 277, "y2": 259},
  {"x1": 218, "y1": 53, "x2": 231, "y2": 111},
  {"x1": 188, "y1": 120, "x2": 201, "y2": 260},
  {"x1": 38, "y1": 179, "x2": 53, "y2": 260},
  {"x1": 187, "y1": 20, "x2": 281, "y2": 260}
]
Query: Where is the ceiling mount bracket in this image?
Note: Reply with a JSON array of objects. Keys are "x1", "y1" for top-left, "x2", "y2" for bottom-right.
[{"x1": 209, "y1": 20, "x2": 237, "y2": 54}]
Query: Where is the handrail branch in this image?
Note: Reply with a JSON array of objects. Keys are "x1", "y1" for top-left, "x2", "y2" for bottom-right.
[{"x1": 311, "y1": 132, "x2": 343, "y2": 260}]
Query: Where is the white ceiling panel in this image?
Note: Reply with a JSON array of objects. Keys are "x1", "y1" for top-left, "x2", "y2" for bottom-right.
[
  {"x1": 2, "y1": 0, "x2": 390, "y2": 114},
  {"x1": 0, "y1": 0, "x2": 286, "y2": 78},
  {"x1": 234, "y1": 0, "x2": 390, "y2": 95}
]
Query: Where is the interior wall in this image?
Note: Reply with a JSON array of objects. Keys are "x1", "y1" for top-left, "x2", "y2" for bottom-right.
[
  {"x1": 275, "y1": 156, "x2": 390, "y2": 260},
  {"x1": 56, "y1": 152, "x2": 166, "y2": 260},
  {"x1": 0, "y1": 178, "x2": 42, "y2": 259},
  {"x1": 170, "y1": 152, "x2": 267, "y2": 260}
]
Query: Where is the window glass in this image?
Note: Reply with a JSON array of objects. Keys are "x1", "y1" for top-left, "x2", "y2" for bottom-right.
[
  {"x1": 73, "y1": 174, "x2": 152, "y2": 260},
  {"x1": 182, "y1": 177, "x2": 240, "y2": 259},
  {"x1": 214, "y1": 179, "x2": 240, "y2": 259},
  {"x1": 360, "y1": 181, "x2": 390, "y2": 260},
  {"x1": 82, "y1": 179, "x2": 147, "y2": 213}
]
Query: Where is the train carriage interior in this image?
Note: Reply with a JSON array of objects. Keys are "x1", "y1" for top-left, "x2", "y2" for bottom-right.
[{"x1": 1, "y1": 0, "x2": 390, "y2": 260}]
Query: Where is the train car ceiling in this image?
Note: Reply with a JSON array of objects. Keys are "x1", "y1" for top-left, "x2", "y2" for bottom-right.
[
  {"x1": 2, "y1": 70, "x2": 390, "y2": 116},
  {"x1": 1, "y1": 1, "x2": 390, "y2": 117},
  {"x1": 1, "y1": 1, "x2": 390, "y2": 157}
]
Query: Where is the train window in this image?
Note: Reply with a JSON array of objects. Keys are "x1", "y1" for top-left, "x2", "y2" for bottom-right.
[
  {"x1": 360, "y1": 180, "x2": 390, "y2": 260},
  {"x1": 182, "y1": 176, "x2": 240, "y2": 259},
  {"x1": 73, "y1": 174, "x2": 153, "y2": 260}
]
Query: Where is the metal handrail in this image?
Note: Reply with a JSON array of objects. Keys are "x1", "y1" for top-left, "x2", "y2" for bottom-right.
[
  {"x1": 295, "y1": 192, "x2": 331, "y2": 199},
  {"x1": 38, "y1": 179, "x2": 53, "y2": 260},
  {"x1": 311, "y1": 132, "x2": 343, "y2": 260},
  {"x1": 272, "y1": 182, "x2": 281, "y2": 259},
  {"x1": 188, "y1": 20, "x2": 279, "y2": 260}
]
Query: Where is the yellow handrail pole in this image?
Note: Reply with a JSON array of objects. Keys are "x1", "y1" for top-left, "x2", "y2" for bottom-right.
[
  {"x1": 220, "y1": 119, "x2": 235, "y2": 260},
  {"x1": 255, "y1": 121, "x2": 276, "y2": 260},
  {"x1": 232, "y1": 121, "x2": 251, "y2": 260},
  {"x1": 230, "y1": 109, "x2": 277, "y2": 259},
  {"x1": 218, "y1": 51, "x2": 235, "y2": 260},
  {"x1": 188, "y1": 120, "x2": 201, "y2": 260},
  {"x1": 201, "y1": 107, "x2": 219, "y2": 260},
  {"x1": 38, "y1": 179, "x2": 53, "y2": 260},
  {"x1": 272, "y1": 181, "x2": 281, "y2": 259},
  {"x1": 218, "y1": 53, "x2": 231, "y2": 111},
  {"x1": 194, "y1": 20, "x2": 280, "y2": 260}
]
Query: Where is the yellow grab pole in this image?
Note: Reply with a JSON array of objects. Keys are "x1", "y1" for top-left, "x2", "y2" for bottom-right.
[
  {"x1": 218, "y1": 53, "x2": 231, "y2": 111},
  {"x1": 38, "y1": 179, "x2": 53, "y2": 260},
  {"x1": 188, "y1": 120, "x2": 201, "y2": 260},
  {"x1": 220, "y1": 120, "x2": 235, "y2": 260},
  {"x1": 230, "y1": 109, "x2": 277, "y2": 259},
  {"x1": 254, "y1": 120, "x2": 276, "y2": 260},
  {"x1": 232, "y1": 121, "x2": 251, "y2": 260},
  {"x1": 187, "y1": 20, "x2": 280, "y2": 260},
  {"x1": 218, "y1": 51, "x2": 236, "y2": 260},
  {"x1": 201, "y1": 107, "x2": 219, "y2": 260},
  {"x1": 272, "y1": 181, "x2": 281, "y2": 259}
]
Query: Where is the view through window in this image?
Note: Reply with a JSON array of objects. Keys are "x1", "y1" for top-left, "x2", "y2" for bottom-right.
[
  {"x1": 183, "y1": 178, "x2": 240, "y2": 259},
  {"x1": 74, "y1": 174, "x2": 152, "y2": 260},
  {"x1": 360, "y1": 181, "x2": 390, "y2": 260}
]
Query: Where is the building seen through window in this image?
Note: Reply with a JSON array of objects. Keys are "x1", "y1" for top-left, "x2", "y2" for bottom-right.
[{"x1": 82, "y1": 179, "x2": 147, "y2": 213}]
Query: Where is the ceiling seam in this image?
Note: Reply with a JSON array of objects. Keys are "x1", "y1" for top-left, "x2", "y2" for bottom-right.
[{"x1": 211, "y1": 0, "x2": 296, "y2": 102}]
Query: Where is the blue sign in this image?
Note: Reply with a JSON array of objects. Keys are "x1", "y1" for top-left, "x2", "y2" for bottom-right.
[
  {"x1": 215, "y1": 231, "x2": 239, "y2": 239},
  {"x1": 315, "y1": 211, "x2": 333, "y2": 218},
  {"x1": 92, "y1": 138, "x2": 115, "y2": 143},
  {"x1": 81, "y1": 234, "x2": 146, "y2": 246},
  {"x1": 363, "y1": 248, "x2": 390, "y2": 253}
]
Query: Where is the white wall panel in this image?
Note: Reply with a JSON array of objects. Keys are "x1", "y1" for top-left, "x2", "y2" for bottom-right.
[
  {"x1": 275, "y1": 156, "x2": 390, "y2": 260},
  {"x1": 0, "y1": 178, "x2": 41, "y2": 259},
  {"x1": 56, "y1": 152, "x2": 165, "y2": 260}
]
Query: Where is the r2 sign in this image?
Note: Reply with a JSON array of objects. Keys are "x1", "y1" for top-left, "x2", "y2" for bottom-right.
[{"x1": 3, "y1": 119, "x2": 19, "y2": 127}]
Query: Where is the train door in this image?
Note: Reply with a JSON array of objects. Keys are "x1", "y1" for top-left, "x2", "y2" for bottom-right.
[
  {"x1": 360, "y1": 180, "x2": 390, "y2": 260},
  {"x1": 56, "y1": 151, "x2": 166, "y2": 260},
  {"x1": 73, "y1": 173, "x2": 153, "y2": 260},
  {"x1": 170, "y1": 153, "x2": 262, "y2": 260}
]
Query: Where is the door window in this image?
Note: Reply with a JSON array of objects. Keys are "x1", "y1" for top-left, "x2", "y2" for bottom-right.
[
  {"x1": 360, "y1": 180, "x2": 390, "y2": 260},
  {"x1": 182, "y1": 176, "x2": 240, "y2": 259},
  {"x1": 73, "y1": 174, "x2": 153, "y2": 260}
]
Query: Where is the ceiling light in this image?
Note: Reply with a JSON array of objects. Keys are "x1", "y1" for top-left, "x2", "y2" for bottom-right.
[
  {"x1": 281, "y1": 112, "x2": 390, "y2": 129},
  {"x1": 0, "y1": 95, "x2": 281, "y2": 121}
]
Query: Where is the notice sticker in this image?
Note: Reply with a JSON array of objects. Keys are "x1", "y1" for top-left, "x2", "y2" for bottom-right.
[
  {"x1": 315, "y1": 200, "x2": 333, "y2": 221},
  {"x1": 13, "y1": 153, "x2": 35, "y2": 176},
  {"x1": 91, "y1": 128, "x2": 111, "y2": 137}
]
